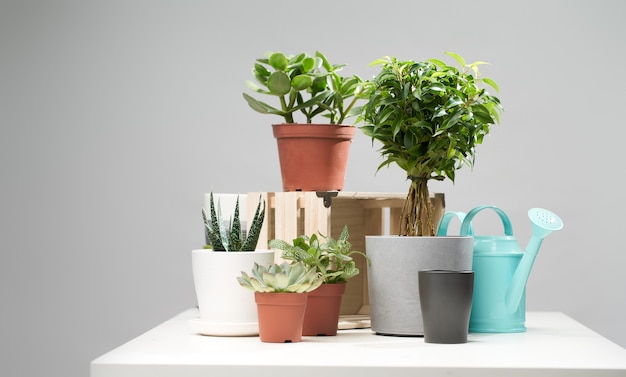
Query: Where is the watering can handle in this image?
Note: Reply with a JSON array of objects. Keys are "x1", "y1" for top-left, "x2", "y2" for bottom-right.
[
  {"x1": 459, "y1": 205, "x2": 514, "y2": 237},
  {"x1": 436, "y1": 211, "x2": 474, "y2": 236}
]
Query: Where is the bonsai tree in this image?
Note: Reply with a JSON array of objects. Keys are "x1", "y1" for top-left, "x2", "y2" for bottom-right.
[
  {"x1": 237, "y1": 261, "x2": 324, "y2": 293},
  {"x1": 242, "y1": 50, "x2": 366, "y2": 124},
  {"x1": 202, "y1": 192, "x2": 265, "y2": 251},
  {"x1": 268, "y1": 225, "x2": 369, "y2": 284},
  {"x1": 359, "y1": 52, "x2": 503, "y2": 236}
]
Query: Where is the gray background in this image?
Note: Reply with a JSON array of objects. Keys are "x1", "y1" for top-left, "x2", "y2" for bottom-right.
[{"x1": 1, "y1": 1, "x2": 624, "y2": 376}]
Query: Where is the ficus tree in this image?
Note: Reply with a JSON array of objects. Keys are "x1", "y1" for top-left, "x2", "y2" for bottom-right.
[{"x1": 358, "y1": 52, "x2": 503, "y2": 236}]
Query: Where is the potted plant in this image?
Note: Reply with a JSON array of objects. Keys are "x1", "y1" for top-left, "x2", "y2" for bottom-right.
[
  {"x1": 269, "y1": 225, "x2": 369, "y2": 336},
  {"x1": 189, "y1": 193, "x2": 274, "y2": 337},
  {"x1": 357, "y1": 52, "x2": 503, "y2": 336},
  {"x1": 238, "y1": 261, "x2": 323, "y2": 343},
  {"x1": 243, "y1": 50, "x2": 366, "y2": 192}
]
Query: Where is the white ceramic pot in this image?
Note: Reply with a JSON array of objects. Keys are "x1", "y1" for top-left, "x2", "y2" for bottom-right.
[
  {"x1": 189, "y1": 249, "x2": 274, "y2": 336},
  {"x1": 366, "y1": 236, "x2": 473, "y2": 336}
]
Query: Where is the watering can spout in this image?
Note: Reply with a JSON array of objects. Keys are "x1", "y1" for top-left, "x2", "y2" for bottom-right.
[
  {"x1": 504, "y1": 208, "x2": 564, "y2": 313},
  {"x1": 504, "y1": 237, "x2": 543, "y2": 312}
]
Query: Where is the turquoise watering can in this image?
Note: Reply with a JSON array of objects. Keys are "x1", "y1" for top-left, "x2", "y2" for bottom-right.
[{"x1": 437, "y1": 205, "x2": 564, "y2": 333}]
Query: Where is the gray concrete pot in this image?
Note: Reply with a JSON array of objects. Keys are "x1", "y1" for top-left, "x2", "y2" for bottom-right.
[{"x1": 365, "y1": 236, "x2": 473, "y2": 336}]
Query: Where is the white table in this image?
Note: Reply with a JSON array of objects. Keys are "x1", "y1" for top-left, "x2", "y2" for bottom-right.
[{"x1": 91, "y1": 308, "x2": 626, "y2": 377}]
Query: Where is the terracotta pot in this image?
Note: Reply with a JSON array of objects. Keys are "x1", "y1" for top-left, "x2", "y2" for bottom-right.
[
  {"x1": 272, "y1": 124, "x2": 355, "y2": 192},
  {"x1": 255, "y1": 292, "x2": 308, "y2": 343},
  {"x1": 302, "y1": 283, "x2": 346, "y2": 336}
]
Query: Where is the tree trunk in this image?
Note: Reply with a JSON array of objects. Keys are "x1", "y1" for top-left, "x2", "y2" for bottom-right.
[{"x1": 399, "y1": 179, "x2": 434, "y2": 237}]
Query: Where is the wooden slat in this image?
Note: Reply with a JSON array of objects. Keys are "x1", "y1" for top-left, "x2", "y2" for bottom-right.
[
  {"x1": 273, "y1": 192, "x2": 299, "y2": 263},
  {"x1": 303, "y1": 192, "x2": 330, "y2": 237}
]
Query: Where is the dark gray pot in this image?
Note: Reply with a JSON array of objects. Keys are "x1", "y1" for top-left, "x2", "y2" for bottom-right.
[
  {"x1": 419, "y1": 270, "x2": 474, "y2": 344},
  {"x1": 366, "y1": 236, "x2": 473, "y2": 336}
]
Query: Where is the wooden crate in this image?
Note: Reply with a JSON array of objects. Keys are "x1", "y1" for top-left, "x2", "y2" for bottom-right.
[{"x1": 247, "y1": 192, "x2": 445, "y2": 316}]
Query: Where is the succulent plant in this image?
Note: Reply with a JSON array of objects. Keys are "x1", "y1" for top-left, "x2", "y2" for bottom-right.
[
  {"x1": 269, "y1": 225, "x2": 369, "y2": 284},
  {"x1": 242, "y1": 50, "x2": 366, "y2": 124},
  {"x1": 237, "y1": 261, "x2": 324, "y2": 293},
  {"x1": 202, "y1": 192, "x2": 265, "y2": 251}
]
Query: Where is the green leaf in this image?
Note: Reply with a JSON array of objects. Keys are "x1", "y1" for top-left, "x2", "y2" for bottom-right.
[
  {"x1": 263, "y1": 272, "x2": 278, "y2": 288},
  {"x1": 301, "y1": 56, "x2": 316, "y2": 72},
  {"x1": 428, "y1": 58, "x2": 447, "y2": 67},
  {"x1": 207, "y1": 193, "x2": 225, "y2": 250},
  {"x1": 482, "y1": 77, "x2": 500, "y2": 92},
  {"x1": 253, "y1": 63, "x2": 270, "y2": 78},
  {"x1": 226, "y1": 197, "x2": 242, "y2": 251},
  {"x1": 245, "y1": 80, "x2": 268, "y2": 94},
  {"x1": 472, "y1": 104, "x2": 495, "y2": 124},
  {"x1": 249, "y1": 278, "x2": 265, "y2": 292},
  {"x1": 369, "y1": 57, "x2": 391, "y2": 67},
  {"x1": 311, "y1": 76, "x2": 327, "y2": 93},
  {"x1": 242, "y1": 93, "x2": 282, "y2": 115},
  {"x1": 291, "y1": 74, "x2": 313, "y2": 90},
  {"x1": 241, "y1": 195, "x2": 265, "y2": 251},
  {"x1": 274, "y1": 272, "x2": 289, "y2": 290},
  {"x1": 469, "y1": 60, "x2": 490, "y2": 67},
  {"x1": 268, "y1": 52, "x2": 288, "y2": 71},
  {"x1": 444, "y1": 51, "x2": 465, "y2": 67},
  {"x1": 315, "y1": 51, "x2": 332, "y2": 71},
  {"x1": 267, "y1": 71, "x2": 291, "y2": 95}
]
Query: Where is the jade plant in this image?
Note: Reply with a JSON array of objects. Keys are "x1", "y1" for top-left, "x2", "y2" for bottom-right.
[
  {"x1": 268, "y1": 225, "x2": 369, "y2": 284},
  {"x1": 237, "y1": 261, "x2": 324, "y2": 293},
  {"x1": 242, "y1": 50, "x2": 366, "y2": 124},
  {"x1": 358, "y1": 52, "x2": 503, "y2": 236},
  {"x1": 202, "y1": 192, "x2": 265, "y2": 251}
]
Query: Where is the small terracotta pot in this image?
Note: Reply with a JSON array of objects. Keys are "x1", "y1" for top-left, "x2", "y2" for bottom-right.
[
  {"x1": 302, "y1": 283, "x2": 346, "y2": 336},
  {"x1": 272, "y1": 124, "x2": 355, "y2": 192},
  {"x1": 255, "y1": 292, "x2": 308, "y2": 343}
]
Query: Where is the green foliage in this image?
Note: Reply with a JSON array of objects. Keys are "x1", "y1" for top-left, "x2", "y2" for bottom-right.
[
  {"x1": 237, "y1": 261, "x2": 324, "y2": 293},
  {"x1": 202, "y1": 193, "x2": 265, "y2": 251},
  {"x1": 357, "y1": 52, "x2": 503, "y2": 236},
  {"x1": 243, "y1": 51, "x2": 366, "y2": 124},
  {"x1": 268, "y1": 225, "x2": 370, "y2": 284}
]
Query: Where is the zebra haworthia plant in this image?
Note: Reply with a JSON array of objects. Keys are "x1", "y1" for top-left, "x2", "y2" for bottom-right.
[{"x1": 202, "y1": 192, "x2": 265, "y2": 251}]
